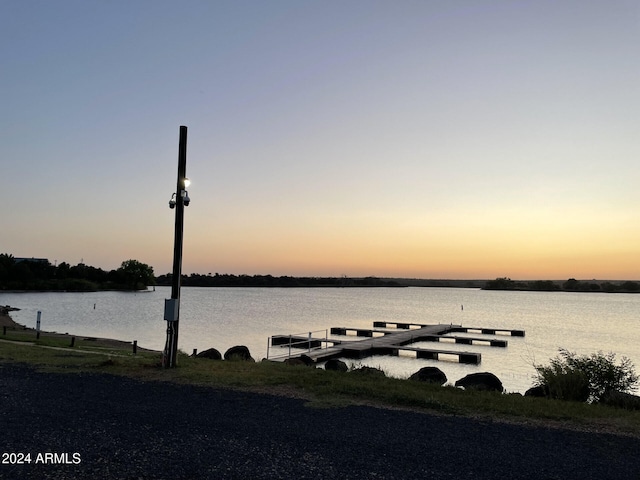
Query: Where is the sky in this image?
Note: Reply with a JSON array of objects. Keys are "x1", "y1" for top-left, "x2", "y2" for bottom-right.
[{"x1": 1, "y1": 1, "x2": 639, "y2": 280}]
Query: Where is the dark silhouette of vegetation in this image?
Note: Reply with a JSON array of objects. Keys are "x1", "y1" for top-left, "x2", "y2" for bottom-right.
[
  {"x1": 484, "y1": 277, "x2": 521, "y2": 290},
  {"x1": 155, "y1": 273, "x2": 402, "y2": 288},
  {"x1": 562, "y1": 278, "x2": 602, "y2": 292},
  {"x1": 386, "y1": 278, "x2": 487, "y2": 288},
  {"x1": 117, "y1": 259, "x2": 156, "y2": 290},
  {"x1": 534, "y1": 348, "x2": 639, "y2": 403},
  {"x1": 484, "y1": 277, "x2": 638, "y2": 293},
  {"x1": 154, "y1": 273, "x2": 639, "y2": 291},
  {"x1": 3, "y1": 253, "x2": 636, "y2": 293},
  {"x1": 0, "y1": 254, "x2": 155, "y2": 291}
]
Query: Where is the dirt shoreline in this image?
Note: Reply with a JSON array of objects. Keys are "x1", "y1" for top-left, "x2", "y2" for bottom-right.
[
  {"x1": 0, "y1": 308, "x2": 22, "y2": 328},
  {"x1": 0, "y1": 309, "x2": 158, "y2": 352}
]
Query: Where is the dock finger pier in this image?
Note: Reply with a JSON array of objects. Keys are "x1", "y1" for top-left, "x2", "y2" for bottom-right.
[{"x1": 268, "y1": 322, "x2": 525, "y2": 365}]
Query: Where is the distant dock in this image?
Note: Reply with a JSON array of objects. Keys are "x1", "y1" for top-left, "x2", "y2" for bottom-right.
[{"x1": 268, "y1": 322, "x2": 524, "y2": 365}]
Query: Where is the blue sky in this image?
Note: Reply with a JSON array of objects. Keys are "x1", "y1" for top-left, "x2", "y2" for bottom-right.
[{"x1": 2, "y1": 1, "x2": 639, "y2": 279}]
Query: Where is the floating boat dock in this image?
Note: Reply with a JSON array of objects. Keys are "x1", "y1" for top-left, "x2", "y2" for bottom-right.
[{"x1": 268, "y1": 322, "x2": 524, "y2": 365}]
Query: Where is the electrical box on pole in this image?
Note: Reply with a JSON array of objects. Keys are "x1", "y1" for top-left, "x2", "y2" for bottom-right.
[{"x1": 164, "y1": 299, "x2": 179, "y2": 322}]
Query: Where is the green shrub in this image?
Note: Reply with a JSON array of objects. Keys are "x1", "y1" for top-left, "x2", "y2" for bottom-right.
[
  {"x1": 534, "y1": 348, "x2": 639, "y2": 403},
  {"x1": 534, "y1": 359, "x2": 590, "y2": 402}
]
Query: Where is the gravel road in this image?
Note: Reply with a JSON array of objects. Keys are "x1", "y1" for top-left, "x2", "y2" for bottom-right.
[{"x1": 1, "y1": 363, "x2": 639, "y2": 479}]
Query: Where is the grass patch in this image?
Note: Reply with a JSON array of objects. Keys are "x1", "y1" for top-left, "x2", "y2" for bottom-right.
[{"x1": 2, "y1": 336, "x2": 640, "y2": 437}]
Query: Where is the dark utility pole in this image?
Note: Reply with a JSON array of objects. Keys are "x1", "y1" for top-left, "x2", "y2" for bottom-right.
[{"x1": 163, "y1": 125, "x2": 188, "y2": 368}]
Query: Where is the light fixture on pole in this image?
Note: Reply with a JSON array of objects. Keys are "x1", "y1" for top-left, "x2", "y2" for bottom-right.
[{"x1": 163, "y1": 126, "x2": 190, "y2": 368}]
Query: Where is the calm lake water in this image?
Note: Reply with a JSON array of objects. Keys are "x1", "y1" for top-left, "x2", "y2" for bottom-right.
[{"x1": 2, "y1": 287, "x2": 638, "y2": 394}]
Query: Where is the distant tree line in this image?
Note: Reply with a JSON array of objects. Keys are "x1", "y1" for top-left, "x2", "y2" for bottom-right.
[
  {"x1": 0, "y1": 254, "x2": 155, "y2": 291},
  {"x1": 155, "y1": 273, "x2": 402, "y2": 288},
  {"x1": 387, "y1": 278, "x2": 487, "y2": 288},
  {"x1": 484, "y1": 277, "x2": 640, "y2": 293}
]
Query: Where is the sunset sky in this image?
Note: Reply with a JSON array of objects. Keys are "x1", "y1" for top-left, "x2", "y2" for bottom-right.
[{"x1": 2, "y1": 1, "x2": 638, "y2": 280}]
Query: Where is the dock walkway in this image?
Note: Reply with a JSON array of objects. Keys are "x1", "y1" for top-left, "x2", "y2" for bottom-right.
[{"x1": 269, "y1": 322, "x2": 524, "y2": 365}]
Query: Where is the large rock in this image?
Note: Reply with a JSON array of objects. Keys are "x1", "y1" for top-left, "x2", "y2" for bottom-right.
[
  {"x1": 455, "y1": 372, "x2": 504, "y2": 393},
  {"x1": 224, "y1": 345, "x2": 255, "y2": 362},
  {"x1": 196, "y1": 348, "x2": 222, "y2": 360},
  {"x1": 284, "y1": 354, "x2": 315, "y2": 367},
  {"x1": 524, "y1": 385, "x2": 548, "y2": 398},
  {"x1": 409, "y1": 367, "x2": 447, "y2": 385},
  {"x1": 599, "y1": 390, "x2": 640, "y2": 410},
  {"x1": 324, "y1": 359, "x2": 348, "y2": 372}
]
